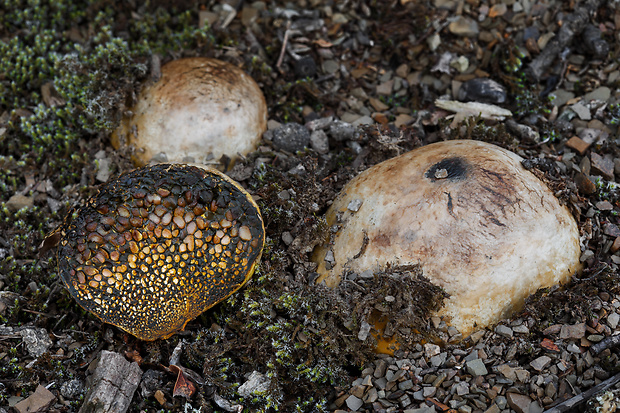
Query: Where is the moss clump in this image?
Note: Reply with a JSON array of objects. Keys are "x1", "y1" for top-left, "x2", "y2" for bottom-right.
[
  {"x1": 182, "y1": 264, "x2": 357, "y2": 412},
  {"x1": 440, "y1": 115, "x2": 519, "y2": 152},
  {"x1": 522, "y1": 265, "x2": 616, "y2": 332}
]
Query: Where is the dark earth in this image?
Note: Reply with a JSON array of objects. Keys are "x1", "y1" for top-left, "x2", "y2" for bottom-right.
[{"x1": 2, "y1": 0, "x2": 620, "y2": 412}]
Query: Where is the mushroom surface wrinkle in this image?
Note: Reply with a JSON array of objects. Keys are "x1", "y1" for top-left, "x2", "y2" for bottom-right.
[
  {"x1": 112, "y1": 57, "x2": 267, "y2": 167},
  {"x1": 56, "y1": 164, "x2": 265, "y2": 341},
  {"x1": 313, "y1": 140, "x2": 581, "y2": 336}
]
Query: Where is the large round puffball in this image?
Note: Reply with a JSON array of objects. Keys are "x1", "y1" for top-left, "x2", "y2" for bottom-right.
[
  {"x1": 112, "y1": 57, "x2": 267, "y2": 167},
  {"x1": 313, "y1": 140, "x2": 581, "y2": 336}
]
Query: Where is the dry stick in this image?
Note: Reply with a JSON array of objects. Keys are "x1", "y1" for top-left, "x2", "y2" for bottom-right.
[
  {"x1": 545, "y1": 371, "x2": 620, "y2": 413},
  {"x1": 591, "y1": 335, "x2": 620, "y2": 355},
  {"x1": 276, "y1": 20, "x2": 292, "y2": 73}
]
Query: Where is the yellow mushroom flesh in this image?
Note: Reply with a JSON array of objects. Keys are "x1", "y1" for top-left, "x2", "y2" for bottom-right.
[{"x1": 57, "y1": 163, "x2": 265, "y2": 340}]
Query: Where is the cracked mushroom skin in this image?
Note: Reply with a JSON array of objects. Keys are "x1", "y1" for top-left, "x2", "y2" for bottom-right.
[
  {"x1": 56, "y1": 164, "x2": 264, "y2": 341},
  {"x1": 112, "y1": 57, "x2": 267, "y2": 167},
  {"x1": 313, "y1": 140, "x2": 581, "y2": 336}
]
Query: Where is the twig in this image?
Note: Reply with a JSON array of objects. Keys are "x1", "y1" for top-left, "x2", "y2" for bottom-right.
[
  {"x1": 276, "y1": 20, "x2": 292, "y2": 73},
  {"x1": 591, "y1": 335, "x2": 620, "y2": 355},
  {"x1": 545, "y1": 371, "x2": 620, "y2": 413},
  {"x1": 219, "y1": 4, "x2": 237, "y2": 30},
  {"x1": 21, "y1": 309, "x2": 52, "y2": 317}
]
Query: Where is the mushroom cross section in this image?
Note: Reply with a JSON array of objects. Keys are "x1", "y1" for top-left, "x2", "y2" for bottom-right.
[{"x1": 57, "y1": 164, "x2": 265, "y2": 340}]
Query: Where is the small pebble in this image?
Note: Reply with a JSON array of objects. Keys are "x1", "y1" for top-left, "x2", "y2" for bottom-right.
[
  {"x1": 322, "y1": 60, "x2": 339, "y2": 74},
  {"x1": 457, "y1": 78, "x2": 507, "y2": 104},
  {"x1": 583, "y1": 24, "x2": 610, "y2": 58},
  {"x1": 13, "y1": 385, "x2": 56, "y2": 413},
  {"x1": 430, "y1": 352, "x2": 447, "y2": 367},
  {"x1": 550, "y1": 89, "x2": 575, "y2": 107},
  {"x1": 309, "y1": 129, "x2": 329, "y2": 154},
  {"x1": 530, "y1": 356, "x2": 551, "y2": 372},
  {"x1": 294, "y1": 56, "x2": 317, "y2": 78},
  {"x1": 95, "y1": 157, "x2": 111, "y2": 182},
  {"x1": 154, "y1": 390, "x2": 166, "y2": 405},
  {"x1": 466, "y1": 358, "x2": 488, "y2": 376},
  {"x1": 374, "y1": 359, "x2": 388, "y2": 378},
  {"x1": 60, "y1": 379, "x2": 84, "y2": 399},
  {"x1": 560, "y1": 323, "x2": 586, "y2": 339},
  {"x1": 570, "y1": 102, "x2": 591, "y2": 120},
  {"x1": 590, "y1": 152, "x2": 615, "y2": 180},
  {"x1": 584, "y1": 86, "x2": 611, "y2": 102},
  {"x1": 565, "y1": 136, "x2": 590, "y2": 155},
  {"x1": 19, "y1": 327, "x2": 53, "y2": 357},
  {"x1": 238, "y1": 371, "x2": 271, "y2": 398},
  {"x1": 495, "y1": 325, "x2": 514, "y2": 338},
  {"x1": 281, "y1": 232, "x2": 294, "y2": 246},
  {"x1": 271, "y1": 123, "x2": 311, "y2": 153},
  {"x1": 328, "y1": 120, "x2": 356, "y2": 141},
  {"x1": 345, "y1": 395, "x2": 363, "y2": 411},
  {"x1": 6, "y1": 194, "x2": 34, "y2": 212},
  {"x1": 448, "y1": 16, "x2": 479, "y2": 37}
]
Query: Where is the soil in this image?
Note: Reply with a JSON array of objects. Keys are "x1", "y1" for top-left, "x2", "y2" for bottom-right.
[{"x1": 2, "y1": 0, "x2": 620, "y2": 412}]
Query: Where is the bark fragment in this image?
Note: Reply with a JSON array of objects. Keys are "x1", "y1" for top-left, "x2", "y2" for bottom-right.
[{"x1": 79, "y1": 350, "x2": 142, "y2": 413}]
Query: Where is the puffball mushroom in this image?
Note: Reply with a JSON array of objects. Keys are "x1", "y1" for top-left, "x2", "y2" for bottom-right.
[
  {"x1": 112, "y1": 57, "x2": 267, "y2": 167},
  {"x1": 313, "y1": 140, "x2": 581, "y2": 336},
  {"x1": 55, "y1": 163, "x2": 265, "y2": 341}
]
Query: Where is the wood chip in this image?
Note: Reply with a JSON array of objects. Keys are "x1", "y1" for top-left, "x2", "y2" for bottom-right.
[
  {"x1": 541, "y1": 338, "x2": 560, "y2": 352},
  {"x1": 566, "y1": 136, "x2": 590, "y2": 155},
  {"x1": 80, "y1": 350, "x2": 142, "y2": 413}
]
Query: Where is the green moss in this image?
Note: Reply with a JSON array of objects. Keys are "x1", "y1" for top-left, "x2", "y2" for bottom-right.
[
  {"x1": 513, "y1": 80, "x2": 553, "y2": 118},
  {"x1": 183, "y1": 264, "x2": 350, "y2": 412},
  {"x1": 0, "y1": 0, "x2": 214, "y2": 199},
  {"x1": 127, "y1": 8, "x2": 213, "y2": 55}
]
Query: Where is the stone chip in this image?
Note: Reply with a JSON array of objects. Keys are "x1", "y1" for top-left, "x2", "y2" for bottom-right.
[{"x1": 14, "y1": 385, "x2": 56, "y2": 413}]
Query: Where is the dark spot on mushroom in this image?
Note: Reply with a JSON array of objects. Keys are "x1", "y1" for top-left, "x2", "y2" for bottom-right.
[{"x1": 425, "y1": 157, "x2": 469, "y2": 182}]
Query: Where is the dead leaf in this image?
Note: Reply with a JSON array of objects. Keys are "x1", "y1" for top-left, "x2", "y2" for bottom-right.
[
  {"x1": 541, "y1": 338, "x2": 560, "y2": 352},
  {"x1": 314, "y1": 39, "x2": 333, "y2": 48},
  {"x1": 351, "y1": 67, "x2": 371, "y2": 79},
  {"x1": 125, "y1": 349, "x2": 143, "y2": 364},
  {"x1": 170, "y1": 365, "x2": 196, "y2": 398},
  {"x1": 38, "y1": 230, "x2": 61, "y2": 258},
  {"x1": 41, "y1": 82, "x2": 66, "y2": 107}
]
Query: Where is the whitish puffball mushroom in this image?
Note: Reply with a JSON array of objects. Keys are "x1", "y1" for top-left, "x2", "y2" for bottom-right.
[
  {"x1": 313, "y1": 140, "x2": 581, "y2": 337},
  {"x1": 112, "y1": 57, "x2": 267, "y2": 167}
]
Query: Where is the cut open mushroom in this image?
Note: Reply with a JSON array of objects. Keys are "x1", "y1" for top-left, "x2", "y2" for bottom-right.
[
  {"x1": 112, "y1": 57, "x2": 267, "y2": 168},
  {"x1": 54, "y1": 163, "x2": 265, "y2": 341},
  {"x1": 313, "y1": 140, "x2": 581, "y2": 337}
]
